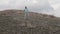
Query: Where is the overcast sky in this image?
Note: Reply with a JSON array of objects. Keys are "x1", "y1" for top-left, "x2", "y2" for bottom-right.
[{"x1": 0, "y1": 0, "x2": 60, "y2": 17}]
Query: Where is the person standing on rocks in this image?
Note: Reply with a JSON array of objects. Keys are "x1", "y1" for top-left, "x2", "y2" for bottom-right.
[{"x1": 24, "y1": 6, "x2": 30, "y2": 19}]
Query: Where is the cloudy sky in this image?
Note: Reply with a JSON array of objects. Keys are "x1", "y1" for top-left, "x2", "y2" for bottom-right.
[
  {"x1": 0, "y1": 0, "x2": 60, "y2": 17},
  {"x1": 48, "y1": 0, "x2": 60, "y2": 17}
]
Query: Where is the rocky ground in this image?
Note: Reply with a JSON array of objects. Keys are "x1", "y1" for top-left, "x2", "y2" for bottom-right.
[{"x1": 0, "y1": 10, "x2": 60, "y2": 34}]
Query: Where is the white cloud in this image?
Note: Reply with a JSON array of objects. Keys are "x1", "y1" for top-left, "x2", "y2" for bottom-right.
[
  {"x1": 0, "y1": 0, "x2": 53, "y2": 10},
  {"x1": 48, "y1": 0, "x2": 60, "y2": 17},
  {"x1": 0, "y1": 0, "x2": 10, "y2": 5},
  {"x1": 48, "y1": 0, "x2": 60, "y2": 10}
]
